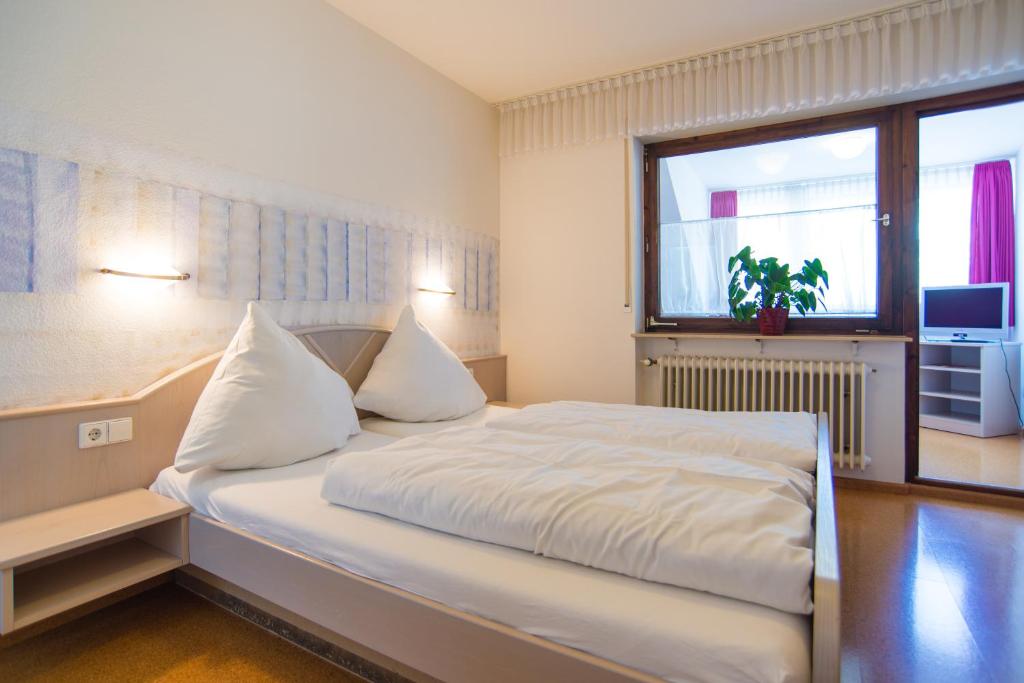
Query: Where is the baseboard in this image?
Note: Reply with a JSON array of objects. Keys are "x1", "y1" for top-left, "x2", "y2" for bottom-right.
[
  {"x1": 835, "y1": 477, "x2": 910, "y2": 494},
  {"x1": 836, "y1": 476, "x2": 1024, "y2": 510}
]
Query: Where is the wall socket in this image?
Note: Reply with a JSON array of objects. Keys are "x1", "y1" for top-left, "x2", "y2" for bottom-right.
[{"x1": 78, "y1": 417, "x2": 133, "y2": 449}]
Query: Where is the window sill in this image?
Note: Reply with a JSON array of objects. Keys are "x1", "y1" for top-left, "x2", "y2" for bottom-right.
[{"x1": 632, "y1": 332, "x2": 913, "y2": 343}]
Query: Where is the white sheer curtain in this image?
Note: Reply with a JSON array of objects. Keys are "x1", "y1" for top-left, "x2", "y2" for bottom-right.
[
  {"x1": 919, "y1": 163, "x2": 975, "y2": 288},
  {"x1": 659, "y1": 218, "x2": 735, "y2": 316},
  {"x1": 500, "y1": 0, "x2": 1024, "y2": 155},
  {"x1": 660, "y1": 175, "x2": 878, "y2": 317}
]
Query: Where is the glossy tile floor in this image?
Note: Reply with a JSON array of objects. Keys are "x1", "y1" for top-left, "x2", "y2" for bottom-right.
[
  {"x1": 839, "y1": 487, "x2": 1024, "y2": 682},
  {"x1": 919, "y1": 427, "x2": 1024, "y2": 490}
]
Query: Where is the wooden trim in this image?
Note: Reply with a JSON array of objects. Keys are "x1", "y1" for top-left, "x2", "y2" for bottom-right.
[
  {"x1": 632, "y1": 332, "x2": 911, "y2": 342},
  {"x1": 643, "y1": 106, "x2": 903, "y2": 335},
  {"x1": 0, "y1": 353, "x2": 221, "y2": 420},
  {"x1": 812, "y1": 413, "x2": 840, "y2": 683}
]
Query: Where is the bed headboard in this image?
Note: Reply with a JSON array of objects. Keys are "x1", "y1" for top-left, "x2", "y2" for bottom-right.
[{"x1": 0, "y1": 326, "x2": 507, "y2": 521}]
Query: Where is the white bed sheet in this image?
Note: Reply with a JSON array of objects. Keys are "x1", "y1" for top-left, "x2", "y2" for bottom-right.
[
  {"x1": 359, "y1": 404, "x2": 518, "y2": 438},
  {"x1": 151, "y1": 432, "x2": 810, "y2": 683}
]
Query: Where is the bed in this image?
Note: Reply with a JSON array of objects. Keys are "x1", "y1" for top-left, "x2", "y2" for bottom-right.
[
  {"x1": 19, "y1": 322, "x2": 834, "y2": 683},
  {"x1": 152, "y1": 428, "x2": 811, "y2": 683}
]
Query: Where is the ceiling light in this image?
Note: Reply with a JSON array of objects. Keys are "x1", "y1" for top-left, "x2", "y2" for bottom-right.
[{"x1": 822, "y1": 131, "x2": 872, "y2": 160}]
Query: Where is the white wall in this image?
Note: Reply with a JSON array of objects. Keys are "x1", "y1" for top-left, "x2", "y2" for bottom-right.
[
  {"x1": 0, "y1": 0, "x2": 499, "y2": 408},
  {"x1": 664, "y1": 157, "x2": 710, "y2": 221},
  {"x1": 500, "y1": 135, "x2": 908, "y2": 482},
  {"x1": 0, "y1": 0, "x2": 498, "y2": 236},
  {"x1": 500, "y1": 139, "x2": 635, "y2": 404}
]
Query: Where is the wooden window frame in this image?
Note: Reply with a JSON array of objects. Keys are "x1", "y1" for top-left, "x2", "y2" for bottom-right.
[{"x1": 643, "y1": 107, "x2": 903, "y2": 335}]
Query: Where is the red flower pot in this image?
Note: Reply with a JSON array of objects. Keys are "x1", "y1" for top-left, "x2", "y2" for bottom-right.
[{"x1": 757, "y1": 306, "x2": 789, "y2": 335}]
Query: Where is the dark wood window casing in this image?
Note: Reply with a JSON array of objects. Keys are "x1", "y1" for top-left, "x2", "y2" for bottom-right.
[{"x1": 643, "y1": 107, "x2": 903, "y2": 335}]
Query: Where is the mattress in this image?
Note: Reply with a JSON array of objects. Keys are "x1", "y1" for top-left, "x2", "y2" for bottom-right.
[
  {"x1": 152, "y1": 432, "x2": 810, "y2": 683},
  {"x1": 359, "y1": 403, "x2": 518, "y2": 438}
]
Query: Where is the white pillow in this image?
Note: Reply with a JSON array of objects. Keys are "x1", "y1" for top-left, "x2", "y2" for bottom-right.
[
  {"x1": 174, "y1": 302, "x2": 360, "y2": 472},
  {"x1": 354, "y1": 305, "x2": 486, "y2": 421}
]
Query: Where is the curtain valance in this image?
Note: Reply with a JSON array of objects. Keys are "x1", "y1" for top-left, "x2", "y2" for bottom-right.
[{"x1": 498, "y1": 0, "x2": 1024, "y2": 156}]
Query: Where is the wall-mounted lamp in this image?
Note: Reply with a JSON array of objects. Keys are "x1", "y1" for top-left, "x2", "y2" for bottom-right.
[
  {"x1": 99, "y1": 267, "x2": 191, "y2": 282},
  {"x1": 417, "y1": 284, "x2": 456, "y2": 295}
]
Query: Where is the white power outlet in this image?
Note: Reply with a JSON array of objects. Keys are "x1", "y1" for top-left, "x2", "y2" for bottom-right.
[
  {"x1": 78, "y1": 421, "x2": 109, "y2": 448},
  {"x1": 77, "y1": 417, "x2": 133, "y2": 449}
]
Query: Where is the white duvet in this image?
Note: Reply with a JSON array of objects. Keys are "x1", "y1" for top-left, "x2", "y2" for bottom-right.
[
  {"x1": 321, "y1": 426, "x2": 815, "y2": 614},
  {"x1": 486, "y1": 401, "x2": 819, "y2": 471}
]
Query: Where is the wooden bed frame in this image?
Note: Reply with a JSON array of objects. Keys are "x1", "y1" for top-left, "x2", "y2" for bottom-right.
[{"x1": 0, "y1": 325, "x2": 839, "y2": 682}]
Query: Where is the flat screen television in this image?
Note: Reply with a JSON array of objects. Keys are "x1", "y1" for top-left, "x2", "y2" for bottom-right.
[{"x1": 921, "y1": 283, "x2": 1010, "y2": 340}]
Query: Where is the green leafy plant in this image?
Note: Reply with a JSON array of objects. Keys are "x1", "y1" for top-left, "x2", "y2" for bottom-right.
[{"x1": 726, "y1": 246, "x2": 829, "y2": 322}]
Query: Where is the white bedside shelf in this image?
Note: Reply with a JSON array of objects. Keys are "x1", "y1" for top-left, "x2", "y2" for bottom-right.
[{"x1": 0, "y1": 489, "x2": 190, "y2": 634}]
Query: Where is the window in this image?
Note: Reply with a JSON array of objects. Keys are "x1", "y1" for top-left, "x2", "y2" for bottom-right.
[{"x1": 644, "y1": 109, "x2": 900, "y2": 333}]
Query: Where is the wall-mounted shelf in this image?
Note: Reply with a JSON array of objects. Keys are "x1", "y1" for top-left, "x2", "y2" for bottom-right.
[
  {"x1": 632, "y1": 332, "x2": 913, "y2": 343},
  {"x1": 0, "y1": 489, "x2": 190, "y2": 634}
]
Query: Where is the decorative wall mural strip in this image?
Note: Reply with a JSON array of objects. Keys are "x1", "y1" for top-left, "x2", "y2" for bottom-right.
[
  {"x1": 172, "y1": 188, "x2": 200, "y2": 299},
  {"x1": 34, "y1": 156, "x2": 79, "y2": 293},
  {"x1": 0, "y1": 144, "x2": 498, "y2": 314},
  {"x1": 228, "y1": 201, "x2": 260, "y2": 301},
  {"x1": 198, "y1": 196, "x2": 229, "y2": 299},
  {"x1": 326, "y1": 218, "x2": 347, "y2": 302},
  {"x1": 284, "y1": 211, "x2": 308, "y2": 301},
  {"x1": 306, "y1": 216, "x2": 328, "y2": 302},
  {"x1": 258, "y1": 206, "x2": 286, "y2": 301},
  {"x1": 347, "y1": 223, "x2": 367, "y2": 304},
  {"x1": 0, "y1": 148, "x2": 78, "y2": 292}
]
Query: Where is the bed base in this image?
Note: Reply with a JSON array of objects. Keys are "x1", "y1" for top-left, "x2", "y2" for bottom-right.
[
  {"x1": 186, "y1": 514, "x2": 663, "y2": 683},
  {"x1": 183, "y1": 413, "x2": 839, "y2": 683}
]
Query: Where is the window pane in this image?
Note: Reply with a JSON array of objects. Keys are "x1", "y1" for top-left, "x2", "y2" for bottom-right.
[{"x1": 658, "y1": 128, "x2": 879, "y2": 318}]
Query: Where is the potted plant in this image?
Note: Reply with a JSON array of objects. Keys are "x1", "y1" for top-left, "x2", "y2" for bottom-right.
[{"x1": 727, "y1": 246, "x2": 829, "y2": 335}]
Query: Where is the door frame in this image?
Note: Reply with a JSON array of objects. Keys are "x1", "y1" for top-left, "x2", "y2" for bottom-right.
[{"x1": 901, "y1": 81, "x2": 1024, "y2": 495}]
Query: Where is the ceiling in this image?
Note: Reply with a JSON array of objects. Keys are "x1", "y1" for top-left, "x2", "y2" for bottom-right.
[
  {"x1": 327, "y1": 0, "x2": 901, "y2": 102},
  {"x1": 671, "y1": 100, "x2": 1024, "y2": 190}
]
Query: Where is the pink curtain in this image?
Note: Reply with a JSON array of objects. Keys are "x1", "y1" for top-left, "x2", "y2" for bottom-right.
[
  {"x1": 969, "y1": 160, "x2": 1016, "y2": 326},
  {"x1": 710, "y1": 190, "x2": 738, "y2": 219}
]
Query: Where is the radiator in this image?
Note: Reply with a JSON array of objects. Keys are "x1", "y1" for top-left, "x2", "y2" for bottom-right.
[{"x1": 657, "y1": 355, "x2": 869, "y2": 470}]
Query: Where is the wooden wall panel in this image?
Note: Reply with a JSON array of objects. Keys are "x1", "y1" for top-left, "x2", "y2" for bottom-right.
[{"x1": 0, "y1": 327, "x2": 507, "y2": 521}]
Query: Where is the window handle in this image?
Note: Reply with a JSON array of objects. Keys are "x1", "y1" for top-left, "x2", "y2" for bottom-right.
[
  {"x1": 872, "y1": 212, "x2": 890, "y2": 228},
  {"x1": 647, "y1": 316, "x2": 679, "y2": 328}
]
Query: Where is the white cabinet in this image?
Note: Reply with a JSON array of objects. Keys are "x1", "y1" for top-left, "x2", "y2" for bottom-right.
[{"x1": 919, "y1": 340, "x2": 1021, "y2": 437}]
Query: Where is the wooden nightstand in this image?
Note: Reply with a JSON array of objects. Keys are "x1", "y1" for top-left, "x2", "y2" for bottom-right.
[{"x1": 0, "y1": 489, "x2": 190, "y2": 634}]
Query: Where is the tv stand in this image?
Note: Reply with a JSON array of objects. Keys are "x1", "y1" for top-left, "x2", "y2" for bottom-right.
[{"x1": 919, "y1": 340, "x2": 1020, "y2": 437}]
